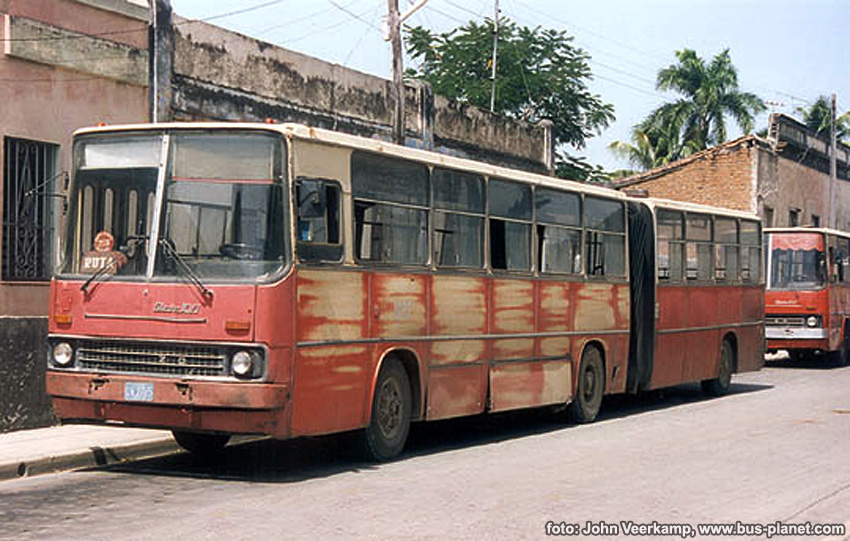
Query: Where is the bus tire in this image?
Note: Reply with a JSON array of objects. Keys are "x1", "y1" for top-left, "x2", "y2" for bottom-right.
[
  {"x1": 568, "y1": 346, "x2": 605, "y2": 424},
  {"x1": 361, "y1": 359, "x2": 412, "y2": 462},
  {"x1": 172, "y1": 430, "x2": 230, "y2": 455},
  {"x1": 702, "y1": 338, "x2": 734, "y2": 396}
]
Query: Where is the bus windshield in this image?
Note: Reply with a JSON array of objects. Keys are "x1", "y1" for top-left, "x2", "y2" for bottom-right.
[
  {"x1": 767, "y1": 233, "x2": 826, "y2": 290},
  {"x1": 61, "y1": 131, "x2": 287, "y2": 281}
]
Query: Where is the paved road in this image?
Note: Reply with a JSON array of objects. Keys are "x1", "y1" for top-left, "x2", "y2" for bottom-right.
[{"x1": 2, "y1": 361, "x2": 849, "y2": 541}]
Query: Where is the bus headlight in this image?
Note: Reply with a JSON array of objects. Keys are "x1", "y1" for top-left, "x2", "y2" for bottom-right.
[
  {"x1": 231, "y1": 351, "x2": 256, "y2": 378},
  {"x1": 52, "y1": 342, "x2": 74, "y2": 367},
  {"x1": 807, "y1": 316, "x2": 819, "y2": 328}
]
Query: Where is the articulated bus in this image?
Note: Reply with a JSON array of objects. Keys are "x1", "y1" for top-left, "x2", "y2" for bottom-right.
[
  {"x1": 765, "y1": 227, "x2": 850, "y2": 365},
  {"x1": 46, "y1": 123, "x2": 764, "y2": 460}
]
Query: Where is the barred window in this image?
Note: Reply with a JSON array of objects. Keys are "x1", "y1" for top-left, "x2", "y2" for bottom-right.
[{"x1": 2, "y1": 137, "x2": 59, "y2": 281}]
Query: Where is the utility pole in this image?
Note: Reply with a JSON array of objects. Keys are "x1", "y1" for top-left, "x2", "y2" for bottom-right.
[
  {"x1": 387, "y1": 0, "x2": 404, "y2": 145},
  {"x1": 829, "y1": 93, "x2": 837, "y2": 228},
  {"x1": 489, "y1": 0, "x2": 499, "y2": 112}
]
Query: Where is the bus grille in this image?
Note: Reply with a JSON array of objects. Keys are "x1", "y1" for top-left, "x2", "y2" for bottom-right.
[
  {"x1": 766, "y1": 315, "x2": 806, "y2": 327},
  {"x1": 76, "y1": 340, "x2": 228, "y2": 378}
]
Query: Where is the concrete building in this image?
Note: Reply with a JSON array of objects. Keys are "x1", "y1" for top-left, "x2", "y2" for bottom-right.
[
  {"x1": 615, "y1": 114, "x2": 850, "y2": 230},
  {"x1": 0, "y1": 0, "x2": 552, "y2": 432}
]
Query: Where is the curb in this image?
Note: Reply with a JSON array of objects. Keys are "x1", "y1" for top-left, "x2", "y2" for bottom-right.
[{"x1": 0, "y1": 437, "x2": 181, "y2": 482}]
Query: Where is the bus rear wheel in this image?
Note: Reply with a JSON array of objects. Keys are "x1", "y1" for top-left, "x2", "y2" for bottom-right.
[
  {"x1": 568, "y1": 346, "x2": 605, "y2": 424},
  {"x1": 702, "y1": 338, "x2": 734, "y2": 396},
  {"x1": 360, "y1": 359, "x2": 412, "y2": 462},
  {"x1": 172, "y1": 430, "x2": 230, "y2": 455}
]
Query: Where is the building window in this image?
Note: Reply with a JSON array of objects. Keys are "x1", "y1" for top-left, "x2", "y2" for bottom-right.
[
  {"x1": 811, "y1": 215, "x2": 820, "y2": 227},
  {"x1": 789, "y1": 208, "x2": 800, "y2": 227},
  {"x1": 2, "y1": 137, "x2": 59, "y2": 281}
]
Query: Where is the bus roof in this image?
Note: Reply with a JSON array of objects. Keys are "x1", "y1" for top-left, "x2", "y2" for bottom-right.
[
  {"x1": 72, "y1": 121, "x2": 759, "y2": 222},
  {"x1": 765, "y1": 227, "x2": 850, "y2": 239},
  {"x1": 73, "y1": 121, "x2": 625, "y2": 200}
]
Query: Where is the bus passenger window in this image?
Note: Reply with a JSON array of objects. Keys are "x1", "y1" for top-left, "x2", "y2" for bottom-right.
[
  {"x1": 685, "y1": 213, "x2": 712, "y2": 281},
  {"x1": 351, "y1": 151, "x2": 429, "y2": 266},
  {"x1": 584, "y1": 197, "x2": 626, "y2": 277},
  {"x1": 714, "y1": 218, "x2": 738, "y2": 281},
  {"x1": 488, "y1": 179, "x2": 531, "y2": 271},
  {"x1": 656, "y1": 209, "x2": 684, "y2": 281},
  {"x1": 296, "y1": 179, "x2": 342, "y2": 263},
  {"x1": 536, "y1": 188, "x2": 581, "y2": 274},
  {"x1": 432, "y1": 168, "x2": 484, "y2": 269},
  {"x1": 740, "y1": 220, "x2": 761, "y2": 282}
]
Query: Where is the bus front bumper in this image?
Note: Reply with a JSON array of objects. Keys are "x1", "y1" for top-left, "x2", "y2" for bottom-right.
[
  {"x1": 766, "y1": 326, "x2": 828, "y2": 352},
  {"x1": 47, "y1": 371, "x2": 291, "y2": 437}
]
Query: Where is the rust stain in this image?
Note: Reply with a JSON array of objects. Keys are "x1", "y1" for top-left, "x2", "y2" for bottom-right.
[
  {"x1": 490, "y1": 361, "x2": 571, "y2": 412},
  {"x1": 431, "y1": 275, "x2": 487, "y2": 334},
  {"x1": 540, "y1": 336, "x2": 571, "y2": 358},
  {"x1": 574, "y1": 283, "x2": 616, "y2": 330},
  {"x1": 492, "y1": 279, "x2": 534, "y2": 333},
  {"x1": 297, "y1": 270, "x2": 366, "y2": 341},
  {"x1": 372, "y1": 274, "x2": 427, "y2": 337},
  {"x1": 430, "y1": 340, "x2": 486, "y2": 365},
  {"x1": 539, "y1": 282, "x2": 571, "y2": 332}
]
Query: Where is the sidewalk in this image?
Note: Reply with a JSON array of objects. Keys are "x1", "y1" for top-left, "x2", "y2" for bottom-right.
[{"x1": 0, "y1": 424, "x2": 180, "y2": 482}]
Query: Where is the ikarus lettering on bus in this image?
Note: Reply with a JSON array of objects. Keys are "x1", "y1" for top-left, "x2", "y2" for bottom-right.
[{"x1": 152, "y1": 302, "x2": 201, "y2": 315}]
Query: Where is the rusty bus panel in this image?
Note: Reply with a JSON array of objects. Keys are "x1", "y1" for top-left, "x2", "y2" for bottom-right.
[
  {"x1": 491, "y1": 278, "x2": 534, "y2": 361},
  {"x1": 371, "y1": 273, "x2": 428, "y2": 338},
  {"x1": 574, "y1": 283, "x2": 618, "y2": 330},
  {"x1": 426, "y1": 364, "x2": 487, "y2": 420},
  {"x1": 296, "y1": 269, "x2": 368, "y2": 343},
  {"x1": 430, "y1": 275, "x2": 488, "y2": 365},
  {"x1": 489, "y1": 361, "x2": 571, "y2": 412},
  {"x1": 291, "y1": 344, "x2": 371, "y2": 436}
]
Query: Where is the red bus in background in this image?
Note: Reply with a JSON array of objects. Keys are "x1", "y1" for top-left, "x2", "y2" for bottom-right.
[
  {"x1": 46, "y1": 123, "x2": 764, "y2": 461},
  {"x1": 765, "y1": 228, "x2": 850, "y2": 366}
]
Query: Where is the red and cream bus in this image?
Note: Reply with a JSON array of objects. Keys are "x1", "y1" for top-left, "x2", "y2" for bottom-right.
[
  {"x1": 47, "y1": 123, "x2": 764, "y2": 460},
  {"x1": 765, "y1": 227, "x2": 850, "y2": 365}
]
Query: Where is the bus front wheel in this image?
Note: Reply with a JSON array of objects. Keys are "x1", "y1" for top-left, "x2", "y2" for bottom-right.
[
  {"x1": 172, "y1": 430, "x2": 230, "y2": 455},
  {"x1": 702, "y1": 339, "x2": 734, "y2": 396},
  {"x1": 568, "y1": 346, "x2": 605, "y2": 424},
  {"x1": 361, "y1": 359, "x2": 412, "y2": 462}
]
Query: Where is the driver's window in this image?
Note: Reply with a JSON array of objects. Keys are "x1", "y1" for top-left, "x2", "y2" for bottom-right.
[{"x1": 296, "y1": 178, "x2": 342, "y2": 263}]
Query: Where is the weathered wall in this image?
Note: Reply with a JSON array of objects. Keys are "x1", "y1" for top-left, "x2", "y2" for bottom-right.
[
  {"x1": 0, "y1": 317, "x2": 54, "y2": 432},
  {"x1": 170, "y1": 20, "x2": 552, "y2": 173}
]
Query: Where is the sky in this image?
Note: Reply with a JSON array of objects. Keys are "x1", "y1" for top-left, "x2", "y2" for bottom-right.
[{"x1": 166, "y1": 0, "x2": 850, "y2": 171}]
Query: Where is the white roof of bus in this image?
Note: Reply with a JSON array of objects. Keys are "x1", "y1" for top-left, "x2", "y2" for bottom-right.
[
  {"x1": 73, "y1": 121, "x2": 758, "y2": 221},
  {"x1": 765, "y1": 227, "x2": 850, "y2": 239}
]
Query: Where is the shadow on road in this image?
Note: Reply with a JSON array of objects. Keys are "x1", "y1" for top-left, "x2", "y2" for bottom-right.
[
  {"x1": 765, "y1": 354, "x2": 847, "y2": 370},
  {"x1": 102, "y1": 380, "x2": 772, "y2": 484}
]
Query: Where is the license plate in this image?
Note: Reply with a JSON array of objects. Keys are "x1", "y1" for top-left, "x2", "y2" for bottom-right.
[{"x1": 124, "y1": 381, "x2": 154, "y2": 402}]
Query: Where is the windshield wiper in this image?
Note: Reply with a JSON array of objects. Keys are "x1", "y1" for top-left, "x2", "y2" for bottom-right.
[
  {"x1": 158, "y1": 239, "x2": 214, "y2": 301},
  {"x1": 80, "y1": 253, "x2": 125, "y2": 293}
]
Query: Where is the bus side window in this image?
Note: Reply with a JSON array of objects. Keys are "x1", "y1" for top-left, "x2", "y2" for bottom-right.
[
  {"x1": 657, "y1": 209, "x2": 684, "y2": 281},
  {"x1": 432, "y1": 168, "x2": 484, "y2": 269},
  {"x1": 488, "y1": 178, "x2": 531, "y2": 272},
  {"x1": 584, "y1": 197, "x2": 626, "y2": 277},
  {"x1": 296, "y1": 178, "x2": 342, "y2": 263},
  {"x1": 714, "y1": 217, "x2": 739, "y2": 281},
  {"x1": 740, "y1": 220, "x2": 761, "y2": 282},
  {"x1": 685, "y1": 213, "x2": 712, "y2": 281},
  {"x1": 536, "y1": 187, "x2": 581, "y2": 275}
]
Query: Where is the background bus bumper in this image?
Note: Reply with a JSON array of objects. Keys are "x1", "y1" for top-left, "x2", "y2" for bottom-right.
[{"x1": 47, "y1": 371, "x2": 290, "y2": 438}]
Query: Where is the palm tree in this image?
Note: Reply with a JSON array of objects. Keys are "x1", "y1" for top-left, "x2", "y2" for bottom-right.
[
  {"x1": 610, "y1": 48, "x2": 764, "y2": 171},
  {"x1": 796, "y1": 95, "x2": 850, "y2": 142}
]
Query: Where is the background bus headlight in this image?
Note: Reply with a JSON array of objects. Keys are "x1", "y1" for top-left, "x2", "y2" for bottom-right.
[
  {"x1": 52, "y1": 342, "x2": 74, "y2": 367},
  {"x1": 807, "y1": 316, "x2": 820, "y2": 327},
  {"x1": 231, "y1": 351, "x2": 256, "y2": 377}
]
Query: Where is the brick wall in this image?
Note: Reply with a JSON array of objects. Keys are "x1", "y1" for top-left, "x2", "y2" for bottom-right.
[{"x1": 620, "y1": 139, "x2": 757, "y2": 213}]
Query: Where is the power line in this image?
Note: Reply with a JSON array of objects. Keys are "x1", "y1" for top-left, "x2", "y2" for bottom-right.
[
  {"x1": 325, "y1": 0, "x2": 384, "y2": 33},
  {"x1": 0, "y1": 0, "x2": 286, "y2": 43}
]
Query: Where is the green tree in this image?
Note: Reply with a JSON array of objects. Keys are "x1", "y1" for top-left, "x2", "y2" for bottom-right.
[
  {"x1": 405, "y1": 18, "x2": 615, "y2": 152},
  {"x1": 611, "y1": 49, "x2": 764, "y2": 171},
  {"x1": 796, "y1": 95, "x2": 850, "y2": 142}
]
